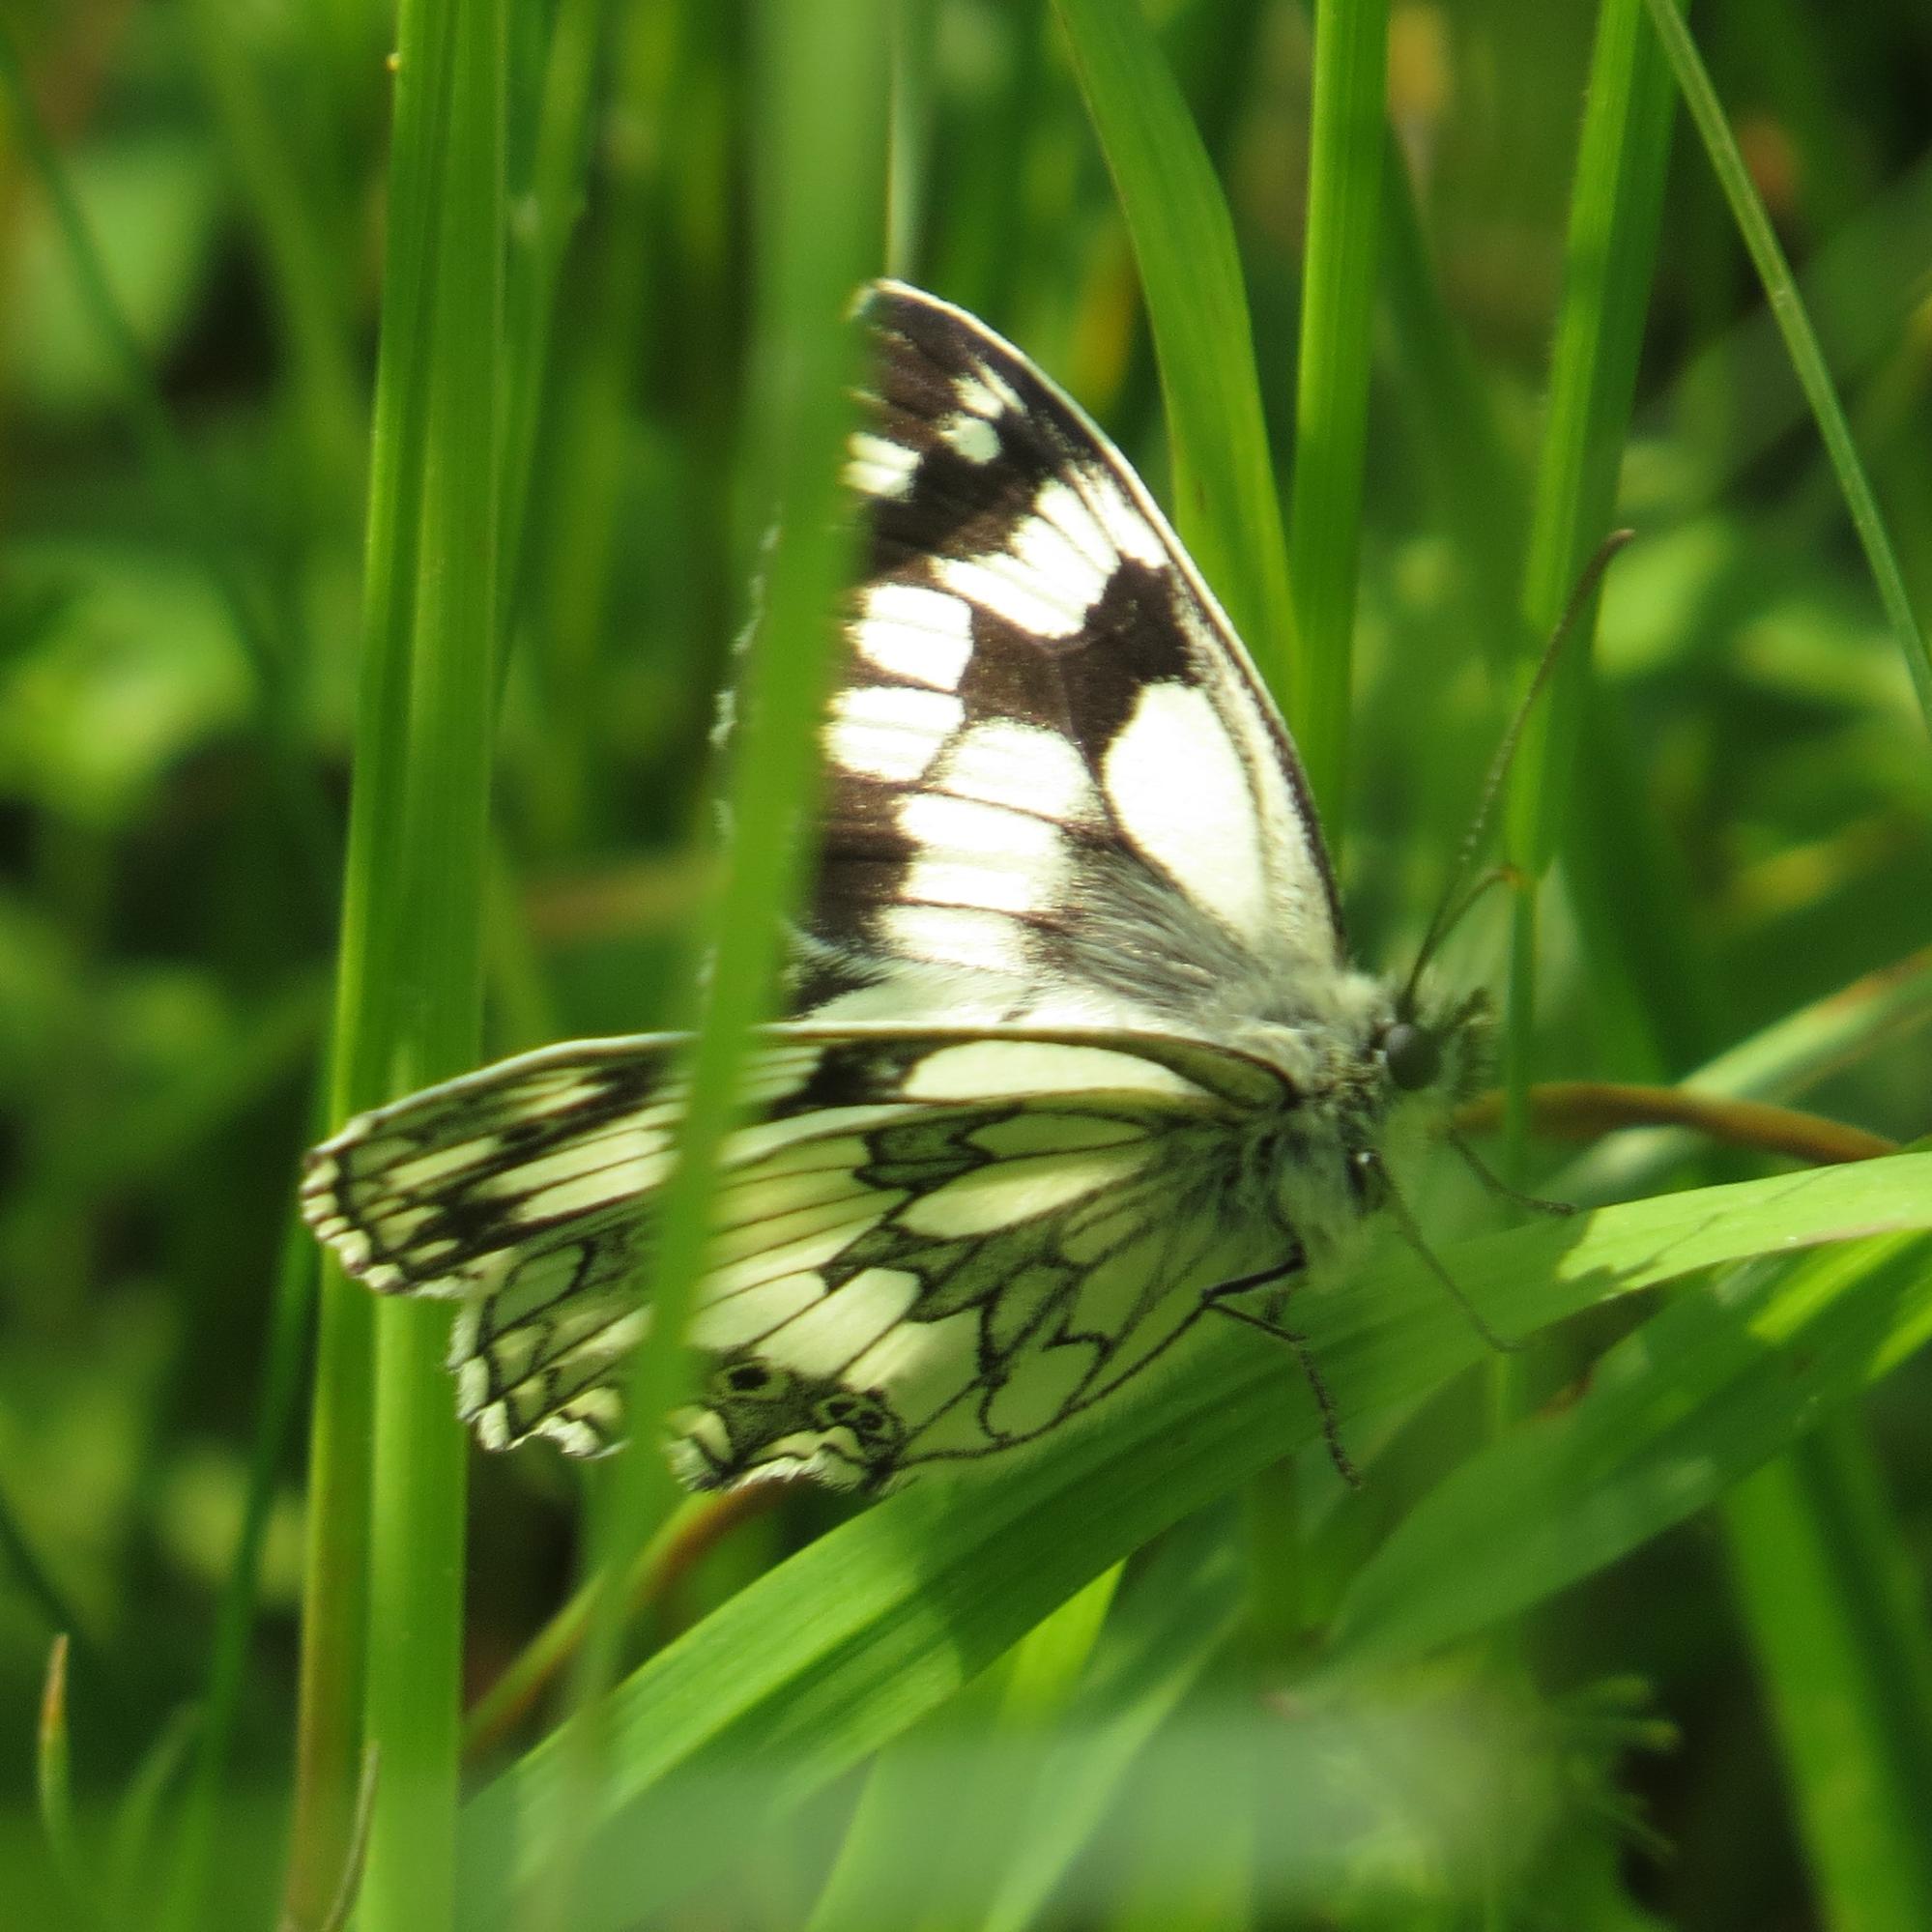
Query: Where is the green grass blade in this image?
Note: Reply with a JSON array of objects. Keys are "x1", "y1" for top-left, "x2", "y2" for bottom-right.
[
  {"x1": 284, "y1": 0, "x2": 462, "y2": 1901},
  {"x1": 518, "y1": 4, "x2": 689, "y2": 847},
  {"x1": 495, "y1": 0, "x2": 599, "y2": 575},
  {"x1": 159, "y1": 1212, "x2": 318, "y2": 1932},
  {"x1": 36, "y1": 1635, "x2": 96, "y2": 1926},
  {"x1": 527, "y1": 4, "x2": 887, "y2": 1923},
  {"x1": 0, "y1": 1475, "x2": 90, "y2": 1648},
  {"x1": 1285, "y1": 0, "x2": 1390, "y2": 822},
  {"x1": 1500, "y1": 0, "x2": 1678, "y2": 1140},
  {"x1": 1724, "y1": 1422, "x2": 1932, "y2": 1932},
  {"x1": 1050, "y1": 0, "x2": 1299, "y2": 704},
  {"x1": 286, "y1": 0, "x2": 505, "y2": 1918},
  {"x1": 1379, "y1": 128, "x2": 1526, "y2": 659},
  {"x1": 1318, "y1": 1232, "x2": 1932, "y2": 1682},
  {"x1": 454, "y1": 1154, "x2": 1932, "y2": 1930},
  {"x1": 106, "y1": 1707, "x2": 201, "y2": 1931},
  {"x1": 180, "y1": 0, "x2": 365, "y2": 495},
  {"x1": 803, "y1": 1567, "x2": 1121, "y2": 1932},
  {"x1": 1640, "y1": 0, "x2": 1932, "y2": 733},
  {"x1": 977, "y1": 1536, "x2": 1235, "y2": 1932},
  {"x1": 357, "y1": 0, "x2": 508, "y2": 1919}
]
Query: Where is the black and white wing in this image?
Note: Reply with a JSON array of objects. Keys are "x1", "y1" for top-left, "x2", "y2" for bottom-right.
[
  {"x1": 797, "y1": 280, "x2": 1341, "y2": 1030},
  {"x1": 301, "y1": 1025, "x2": 1300, "y2": 1486}
]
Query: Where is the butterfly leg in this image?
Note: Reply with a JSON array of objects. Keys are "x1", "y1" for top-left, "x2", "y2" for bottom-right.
[{"x1": 1203, "y1": 1265, "x2": 1361, "y2": 1488}]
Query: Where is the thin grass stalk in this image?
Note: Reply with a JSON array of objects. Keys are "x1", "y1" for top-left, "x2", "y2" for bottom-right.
[
  {"x1": 521, "y1": 4, "x2": 886, "y2": 1925},
  {"x1": 283, "y1": 0, "x2": 466, "y2": 1916},
  {"x1": 1724, "y1": 1421, "x2": 1932, "y2": 1928},
  {"x1": 1638, "y1": 0, "x2": 1932, "y2": 734},
  {"x1": 1285, "y1": 0, "x2": 1389, "y2": 825},
  {"x1": 159, "y1": 1210, "x2": 319, "y2": 1932},
  {"x1": 0, "y1": 1476, "x2": 88, "y2": 1646},
  {"x1": 521, "y1": 3, "x2": 686, "y2": 850},
  {"x1": 36, "y1": 1636, "x2": 91, "y2": 1923},
  {"x1": 357, "y1": 0, "x2": 509, "y2": 1918},
  {"x1": 1378, "y1": 129, "x2": 1526, "y2": 666},
  {"x1": 886, "y1": 0, "x2": 935, "y2": 282},
  {"x1": 495, "y1": 0, "x2": 602, "y2": 638},
  {"x1": 180, "y1": 0, "x2": 366, "y2": 499},
  {"x1": 802, "y1": 1568, "x2": 1123, "y2": 1932},
  {"x1": 1051, "y1": 0, "x2": 1298, "y2": 692},
  {"x1": 1498, "y1": 0, "x2": 1678, "y2": 1163}
]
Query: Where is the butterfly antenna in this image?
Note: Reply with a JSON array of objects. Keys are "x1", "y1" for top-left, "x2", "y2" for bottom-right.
[{"x1": 1399, "y1": 528, "x2": 1635, "y2": 1012}]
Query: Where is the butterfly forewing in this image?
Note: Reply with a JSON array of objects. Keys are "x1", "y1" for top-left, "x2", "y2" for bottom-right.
[{"x1": 796, "y1": 283, "x2": 1342, "y2": 1029}]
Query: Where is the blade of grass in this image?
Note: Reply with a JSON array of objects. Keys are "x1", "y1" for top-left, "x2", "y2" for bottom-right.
[
  {"x1": 284, "y1": 0, "x2": 499, "y2": 1918},
  {"x1": 37, "y1": 1635, "x2": 96, "y2": 1926},
  {"x1": 0, "y1": 1472, "x2": 90, "y2": 1648},
  {"x1": 517, "y1": 2, "x2": 689, "y2": 848},
  {"x1": 1379, "y1": 127, "x2": 1527, "y2": 664},
  {"x1": 357, "y1": 0, "x2": 508, "y2": 1921},
  {"x1": 977, "y1": 1526, "x2": 1237, "y2": 1932},
  {"x1": 1724, "y1": 1421, "x2": 1932, "y2": 1932},
  {"x1": 1317, "y1": 1232, "x2": 1932, "y2": 1681},
  {"x1": 886, "y1": 0, "x2": 936, "y2": 282},
  {"x1": 285, "y1": 43, "x2": 452, "y2": 1914},
  {"x1": 803, "y1": 1567, "x2": 1122, "y2": 1932},
  {"x1": 1050, "y1": 0, "x2": 1299, "y2": 702},
  {"x1": 1285, "y1": 0, "x2": 1390, "y2": 823},
  {"x1": 106, "y1": 1706, "x2": 200, "y2": 1931},
  {"x1": 180, "y1": 0, "x2": 366, "y2": 498},
  {"x1": 159, "y1": 1208, "x2": 319, "y2": 1932},
  {"x1": 454, "y1": 1154, "x2": 1932, "y2": 1930},
  {"x1": 1500, "y1": 0, "x2": 1679, "y2": 1155},
  {"x1": 496, "y1": 0, "x2": 602, "y2": 604},
  {"x1": 1639, "y1": 0, "x2": 1932, "y2": 733},
  {"x1": 525, "y1": 5, "x2": 887, "y2": 1926}
]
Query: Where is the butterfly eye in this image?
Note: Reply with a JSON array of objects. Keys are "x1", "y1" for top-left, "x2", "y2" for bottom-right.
[{"x1": 1383, "y1": 1022, "x2": 1442, "y2": 1092}]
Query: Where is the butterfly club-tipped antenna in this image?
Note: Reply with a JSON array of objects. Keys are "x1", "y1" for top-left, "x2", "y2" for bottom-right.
[
  {"x1": 1376, "y1": 534, "x2": 1631, "y2": 1354},
  {"x1": 1398, "y1": 528, "x2": 1635, "y2": 1016}
]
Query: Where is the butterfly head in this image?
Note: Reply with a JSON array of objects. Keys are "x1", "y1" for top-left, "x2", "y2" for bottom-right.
[{"x1": 1376, "y1": 983, "x2": 1491, "y2": 1111}]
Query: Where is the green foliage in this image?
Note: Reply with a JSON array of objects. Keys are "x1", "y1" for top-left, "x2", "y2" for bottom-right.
[{"x1": 2, "y1": 3, "x2": 1930, "y2": 1930}]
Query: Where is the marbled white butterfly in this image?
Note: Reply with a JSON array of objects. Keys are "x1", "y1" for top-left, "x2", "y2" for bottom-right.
[{"x1": 301, "y1": 283, "x2": 1489, "y2": 1490}]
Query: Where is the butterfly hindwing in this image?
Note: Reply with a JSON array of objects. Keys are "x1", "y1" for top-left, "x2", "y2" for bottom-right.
[
  {"x1": 302, "y1": 1025, "x2": 1301, "y2": 1485},
  {"x1": 797, "y1": 282, "x2": 1342, "y2": 1030}
]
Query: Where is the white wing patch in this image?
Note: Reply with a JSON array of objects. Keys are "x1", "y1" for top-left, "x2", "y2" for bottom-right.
[
  {"x1": 851, "y1": 582, "x2": 974, "y2": 691},
  {"x1": 825, "y1": 684, "x2": 965, "y2": 783},
  {"x1": 1104, "y1": 680, "x2": 1271, "y2": 945}
]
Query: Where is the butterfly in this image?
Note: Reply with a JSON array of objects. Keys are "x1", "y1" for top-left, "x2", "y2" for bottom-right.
[{"x1": 300, "y1": 282, "x2": 1489, "y2": 1491}]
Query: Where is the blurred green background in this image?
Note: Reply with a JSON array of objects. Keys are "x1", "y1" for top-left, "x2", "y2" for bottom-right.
[{"x1": 2, "y1": 0, "x2": 1930, "y2": 1926}]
